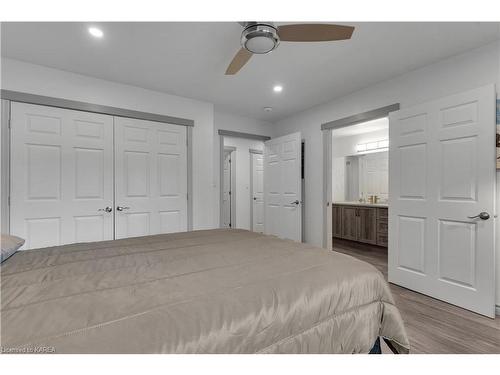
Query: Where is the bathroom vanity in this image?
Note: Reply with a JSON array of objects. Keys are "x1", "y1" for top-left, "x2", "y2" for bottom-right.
[{"x1": 332, "y1": 202, "x2": 388, "y2": 247}]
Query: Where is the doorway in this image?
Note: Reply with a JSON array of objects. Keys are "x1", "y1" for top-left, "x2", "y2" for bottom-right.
[
  {"x1": 331, "y1": 117, "x2": 389, "y2": 250},
  {"x1": 218, "y1": 130, "x2": 269, "y2": 231}
]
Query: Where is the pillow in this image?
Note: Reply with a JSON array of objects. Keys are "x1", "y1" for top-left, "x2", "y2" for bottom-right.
[{"x1": 1, "y1": 234, "x2": 25, "y2": 263}]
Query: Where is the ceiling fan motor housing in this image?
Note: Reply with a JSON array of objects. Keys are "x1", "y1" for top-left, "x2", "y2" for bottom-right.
[{"x1": 241, "y1": 23, "x2": 280, "y2": 54}]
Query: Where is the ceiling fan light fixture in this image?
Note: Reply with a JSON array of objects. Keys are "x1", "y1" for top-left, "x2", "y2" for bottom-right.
[{"x1": 241, "y1": 24, "x2": 280, "y2": 54}]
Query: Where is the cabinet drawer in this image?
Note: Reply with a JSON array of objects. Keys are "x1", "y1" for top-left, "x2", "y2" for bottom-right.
[
  {"x1": 377, "y1": 208, "x2": 388, "y2": 220},
  {"x1": 377, "y1": 220, "x2": 388, "y2": 233},
  {"x1": 377, "y1": 233, "x2": 388, "y2": 247}
]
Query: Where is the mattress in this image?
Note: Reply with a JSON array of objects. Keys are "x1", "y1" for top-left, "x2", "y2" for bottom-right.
[{"x1": 0, "y1": 229, "x2": 410, "y2": 353}]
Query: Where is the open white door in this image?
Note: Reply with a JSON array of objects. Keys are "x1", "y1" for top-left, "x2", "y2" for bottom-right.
[
  {"x1": 251, "y1": 152, "x2": 264, "y2": 233},
  {"x1": 264, "y1": 132, "x2": 302, "y2": 241},
  {"x1": 389, "y1": 85, "x2": 496, "y2": 317},
  {"x1": 222, "y1": 150, "x2": 232, "y2": 228}
]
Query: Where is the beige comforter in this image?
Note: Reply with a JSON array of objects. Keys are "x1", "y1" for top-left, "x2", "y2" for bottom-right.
[{"x1": 0, "y1": 229, "x2": 409, "y2": 353}]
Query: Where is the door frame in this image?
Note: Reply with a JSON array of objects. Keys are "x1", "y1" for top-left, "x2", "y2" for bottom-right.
[
  {"x1": 321, "y1": 104, "x2": 400, "y2": 249},
  {"x1": 0, "y1": 91, "x2": 195, "y2": 235},
  {"x1": 1, "y1": 99, "x2": 10, "y2": 234},
  {"x1": 217, "y1": 130, "x2": 270, "y2": 228},
  {"x1": 222, "y1": 146, "x2": 237, "y2": 227},
  {"x1": 249, "y1": 148, "x2": 263, "y2": 231}
]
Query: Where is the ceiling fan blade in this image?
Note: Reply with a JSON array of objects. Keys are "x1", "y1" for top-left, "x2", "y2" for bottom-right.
[
  {"x1": 277, "y1": 24, "x2": 354, "y2": 42},
  {"x1": 225, "y1": 48, "x2": 253, "y2": 75}
]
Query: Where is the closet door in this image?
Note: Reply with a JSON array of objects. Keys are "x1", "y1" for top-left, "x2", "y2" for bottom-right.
[
  {"x1": 10, "y1": 102, "x2": 114, "y2": 249},
  {"x1": 114, "y1": 117, "x2": 187, "y2": 239}
]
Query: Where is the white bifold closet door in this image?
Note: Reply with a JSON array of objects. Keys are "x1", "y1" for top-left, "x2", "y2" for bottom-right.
[
  {"x1": 10, "y1": 102, "x2": 114, "y2": 249},
  {"x1": 114, "y1": 117, "x2": 187, "y2": 239},
  {"x1": 10, "y1": 103, "x2": 188, "y2": 250}
]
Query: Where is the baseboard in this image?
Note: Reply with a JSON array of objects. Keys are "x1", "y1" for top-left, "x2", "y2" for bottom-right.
[{"x1": 496, "y1": 305, "x2": 500, "y2": 317}]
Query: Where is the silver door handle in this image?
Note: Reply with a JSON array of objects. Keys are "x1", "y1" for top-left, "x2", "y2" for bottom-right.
[
  {"x1": 98, "y1": 206, "x2": 113, "y2": 213},
  {"x1": 116, "y1": 206, "x2": 130, "y2": 211},
  {"x1": 467, "y1": 212, "x2": 490, "y2": 220},
  {"x1": 290, "y1": 200, "x2": 300, "y2": 205}
]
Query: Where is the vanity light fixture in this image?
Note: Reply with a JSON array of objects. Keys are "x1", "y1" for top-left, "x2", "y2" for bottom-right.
[{"x1": 356, "y1": 139, "x2": 389, "y2": 154}]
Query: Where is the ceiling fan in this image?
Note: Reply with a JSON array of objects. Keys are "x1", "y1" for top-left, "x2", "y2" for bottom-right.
[{"x1": 225, "y1": 22, "x2": 355, "y2": 75}]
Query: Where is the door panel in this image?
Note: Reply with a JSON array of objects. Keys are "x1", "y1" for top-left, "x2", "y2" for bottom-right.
[
  {"x1": 341, "y1": 206, "x2": 358, "y2": 241},
  {"x1": 252, "y1": 153, "x2": 264, "y2": 233},
  {"x1": 10, "y1": 102, "x2": 114, "y2": 249},
  {"x1": 264, "y1": 132, "x2": 302, "y2": 241},
  {"x1": 114, "y1": 117, "x2": 187, "y2": 239},
  {"x1": 389, "y1": 85, "x2": 495, "y2": 317},
  {"x1": 357, "y1": 207, "x2": 377, "y2": 244}
]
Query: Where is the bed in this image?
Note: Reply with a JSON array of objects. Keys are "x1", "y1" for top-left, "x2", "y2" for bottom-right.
[{"x1": 0, "y1": 229, "x2": 409, "y2": 354}]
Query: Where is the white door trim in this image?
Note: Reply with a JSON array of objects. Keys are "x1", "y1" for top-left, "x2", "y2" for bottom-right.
[
  {"x1": 222, "y1": 147, "x2": 237, "y2": 228},
  {"x1": 323, "y1": 128, "x2": 333, "y2": 249},
  {"x1": 1, "y1": 99, "x2": 10, "y2": 234},
  {"x1": 322, "y1": 104, "x2": 400, "y2": 249}
]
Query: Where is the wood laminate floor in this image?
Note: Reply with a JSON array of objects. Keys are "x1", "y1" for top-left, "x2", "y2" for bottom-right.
[{"x1": 333, "y1": 238, "x2": 500, "y2": 354}]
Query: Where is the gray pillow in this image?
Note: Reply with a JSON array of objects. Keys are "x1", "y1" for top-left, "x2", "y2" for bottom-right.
[{"x1": 1, "y1": 234, "x2": 25, "y2": 263}]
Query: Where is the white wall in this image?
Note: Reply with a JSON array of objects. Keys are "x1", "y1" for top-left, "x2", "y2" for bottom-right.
[
  {"x1": 214, "y1": 110, "x2": 272, "y2": 227},
  {"x1": 223, "y1": 136, "x2": 264, "y2": 230},
  {"x1": 271, "y1": 41, "x2": 500, "y2": 307},
  {"x1": 1, "y1": 58, "x2": 219, "y2": 229},
  {"x1": 0, "y1": 59, "x2": 274, "y2": 232}
]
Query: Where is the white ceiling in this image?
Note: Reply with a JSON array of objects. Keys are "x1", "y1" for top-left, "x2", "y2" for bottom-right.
[
  {"x1": 332, "y1": 117, "x2": 388, "y2": 138},
  {"x1": 1, "y1": 22, "x2": 499, "y2": 122}
]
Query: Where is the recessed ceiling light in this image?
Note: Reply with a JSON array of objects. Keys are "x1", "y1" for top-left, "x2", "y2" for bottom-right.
[
  {"x1": 273, "y1": 85, "x2": 283, "y2": 93},
  {"x1": 88, "y1": 27, "x2": 104, "y2": 38},
  {"x1": 263, "y1": 107, "x2": 273, "y2": 112}
]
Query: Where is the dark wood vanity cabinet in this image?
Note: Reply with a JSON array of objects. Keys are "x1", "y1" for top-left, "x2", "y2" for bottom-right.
[
  {"x1": 341, "y1": 206, "x2": 358, "y2": 241},
  {"x1": 333, "y1": 204, "x2": 388, "y2": 247}
]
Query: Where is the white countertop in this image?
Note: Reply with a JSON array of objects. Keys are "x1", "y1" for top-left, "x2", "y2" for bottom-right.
[{"x1": 333, "y1": 201, "x2": 388, "y2": 208}]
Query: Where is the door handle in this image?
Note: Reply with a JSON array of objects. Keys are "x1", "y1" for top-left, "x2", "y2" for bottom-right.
[
  {"x1": 98, "y1": 206, "x2": 113, "y2": 213},
  {"x1": 467, "y1": 212, "x2": 490, "y2": 220},
  {"x1": 253, "y1": 197, "x2": 257, "y2": 200},
  {"x1": 290, "y1": 200, "x2": 300, "y2": 205},
  {"x1": 116, "y1": 206, "x2": 130, "y2": 211}
]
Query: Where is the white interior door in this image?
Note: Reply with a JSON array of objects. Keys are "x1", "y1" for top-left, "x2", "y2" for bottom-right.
[
  {"x1": 10, "y1": 102, "x2": 114, "y2": 249},
  {"x1": 264, "y1": 132, "x2": 302, "y2": 241},
  {"x1": 222, "y1": 150, "x2": 232, "y2": 228},
  {"x1": 114, "y1": 117, "x2": 187, "y2": 239},
  {"x1": 251, "y1": 152, "x2": 264, "y2": 233},
  {"x1": 389, "y1": 84, "x2": 496, "y2": 317}
]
